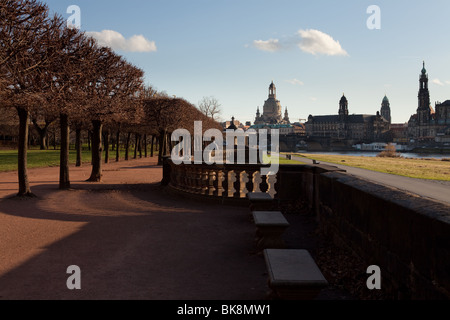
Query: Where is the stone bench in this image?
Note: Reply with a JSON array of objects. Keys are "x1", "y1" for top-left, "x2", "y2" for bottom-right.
[
  {"x1": 252, "y1": 211, "x2": 290, "y2": 251},
  {"x1": 263, "y1": 249, "x2": 328, "y2": 300},
  {"x1": 247, "y1": 192, "x2": 275, "y2": 212}
]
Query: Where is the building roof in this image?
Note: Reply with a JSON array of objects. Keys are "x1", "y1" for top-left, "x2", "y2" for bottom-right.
[
  {"x1": 438, "y1": 100, "x2": 450, "y2": 106},
  {"x1": 250, "y1": 123, "x2": 293, "y2": 129},
  {"x1": 308, "y1": 114, "x2": 381, "y2": 124}
]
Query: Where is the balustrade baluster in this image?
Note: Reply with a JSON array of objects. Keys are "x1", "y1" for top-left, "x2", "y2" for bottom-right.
[
  {"x1": 233, "y1": 170, "x2": 242, "y2": 198},
  {"x1": 260, "y1": 174, "x2": 269, "y2": 193},
  {"x1": 240, "y1": 171, "x2": 249, "y2": 198},
  {"x1": 201, "y1": 169, "x2": 209, "y2": 195},
  {"x1": 228, "y1": 170, "x2": 236, "y2": 197},
  {"x1": 208, "y1": 170, "x2": 216, "y2": 196},
  {"x1": 222, "y1": 170, "x2": 229, "y2": 198},
  {"x1": 245, "y1": 170, "x2": 256, "y2": 194},
  {"x1": 213, "y1": 169, "x2": 222, "y2": 197},
  {"x1": 267, "y1": 174, "x2": 277, "y2": 198}
]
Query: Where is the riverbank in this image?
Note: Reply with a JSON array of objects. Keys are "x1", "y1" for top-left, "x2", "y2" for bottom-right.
[{"x1": 292, "y1": 153, "x2": 450, "y2": 181}]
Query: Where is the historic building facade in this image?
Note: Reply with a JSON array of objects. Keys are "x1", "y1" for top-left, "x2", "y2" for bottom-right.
[
  {"x1": 305, "y1": 94, "x2": 391, "y2": 143},
  {"x1": 407, "y1": 62, "x2": 450, "y2": 141},
  {"x1": 254, "y1": 82, "x2": 290, "y2": 125}
]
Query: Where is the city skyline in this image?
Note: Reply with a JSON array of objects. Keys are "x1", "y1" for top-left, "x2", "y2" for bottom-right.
[{"x1": 43, "y1": 0, "x2": 450, "y2": 124}]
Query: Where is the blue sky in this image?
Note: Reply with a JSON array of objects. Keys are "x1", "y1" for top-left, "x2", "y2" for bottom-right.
[{"x1": 43, "y1": 0, "x2": 450, "y2": 124}]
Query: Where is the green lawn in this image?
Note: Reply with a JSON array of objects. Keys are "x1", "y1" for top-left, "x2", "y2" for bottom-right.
[
  {"x1": 292, "y1": 153, "x2": 450, "y2": 181},
  {"x1": 264, "y1": 154, "x2": 306, "y2": 165},
  {"x1": 0, "y1": 147, "x2": 156, "y2": 172}
]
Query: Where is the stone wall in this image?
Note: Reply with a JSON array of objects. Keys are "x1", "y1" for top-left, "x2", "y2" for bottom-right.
[{"x1": 276, "y1": 164, "x2": 450, "y2": 299}]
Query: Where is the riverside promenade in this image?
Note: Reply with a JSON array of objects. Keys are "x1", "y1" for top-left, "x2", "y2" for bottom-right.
[
  {"x1": 0, "y1": 158, "x2": 272, "y2": 300},
  {"x1": 287, "y1": 155, "x2": 450, "y2": 205}
]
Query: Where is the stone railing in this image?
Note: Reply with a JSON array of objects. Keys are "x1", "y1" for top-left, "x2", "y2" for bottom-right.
[
  {"x1": 164, "y1": 159, "x2": 278, "y2": 202},
  {"x1": 162, "y1": 155, "x2": 450, "y2": 298}
]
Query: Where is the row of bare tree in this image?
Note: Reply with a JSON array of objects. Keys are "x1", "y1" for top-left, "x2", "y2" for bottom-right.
[{"x1": 0, "y1": 0, "x2": 222, "y2": 197}]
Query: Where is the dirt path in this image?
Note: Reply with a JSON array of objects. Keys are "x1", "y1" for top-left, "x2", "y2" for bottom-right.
[{"x1": 0, "y1": 158, "x2": 268, "y2": 300}]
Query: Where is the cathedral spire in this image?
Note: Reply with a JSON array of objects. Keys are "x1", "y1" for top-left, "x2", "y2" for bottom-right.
[
  {"x1": 418, "y1": 61, "x2": 431, "y2": 125},
  {"x1": 422, "y1": 61, "x2": 427, "y2": 75}
]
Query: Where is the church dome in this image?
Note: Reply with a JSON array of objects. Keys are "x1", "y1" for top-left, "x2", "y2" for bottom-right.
[
  {"x1": 383, "y1": 95, "x2": 389, "y2": 103},
  {"x1": 340, "y1": 94, "x2": 347, "y2": 103}
]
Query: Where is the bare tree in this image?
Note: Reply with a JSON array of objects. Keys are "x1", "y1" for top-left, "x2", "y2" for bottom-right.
[
  {"x1": 44, "y1": 20, "x2": 96, "y2": 189},
  {"x1": 0, "y1": 0, "x2": 53, "y2": 197},
  {"x1": 198, "y1": 96, "x2": 222, "y2": 121},
  {"x1": 84, "y1": 47, "x2": 144, "y2": 182}
]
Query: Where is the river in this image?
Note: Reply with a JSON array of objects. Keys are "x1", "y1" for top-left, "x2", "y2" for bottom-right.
[{"x1": 296, "y1": 151, "x2": 450, "y2": 159}]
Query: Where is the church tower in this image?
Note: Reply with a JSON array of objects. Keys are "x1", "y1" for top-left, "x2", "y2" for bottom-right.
[
  {"x1": 417, "y1": 61, "x2": 431, "y2": 125},
  {"x1": 381, "y1": 95, "x2": 391, "y2": 123},
  {"x1": 283, "y1": 107, "x2": 290, "y2": 123},
  {"x1": 339, "y1": 94, "x2": 349, "y2": 120},
  {"x1": 269, "y1": 81, "x2": 276, "y2": 99}
]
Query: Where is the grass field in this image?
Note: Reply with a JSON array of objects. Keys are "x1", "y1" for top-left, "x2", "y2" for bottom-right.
[
  {"x1": 264, "y1": 155, "x2": 306, "y2": 165},
  {"x1": 293, "y1": 153, "x2": 450, "y2": 181},
  {"x1": 0, "y1": 147, "x2": 155, "y2": 172},
  {"x1": 2, "y1": 148, "x2": 448, "y2": 181}
]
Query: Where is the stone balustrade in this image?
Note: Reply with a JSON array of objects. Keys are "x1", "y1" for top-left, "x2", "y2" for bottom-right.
[{"x1": 167, "y1": 161, "x2": 278, "y2": 201}]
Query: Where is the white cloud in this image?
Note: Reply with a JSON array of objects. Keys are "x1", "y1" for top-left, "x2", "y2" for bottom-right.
[
  {"x1": 445, "y1": 81, "x2": 450, "y2": 85},
  {"x1": 297, "y1": 29, "x2": 348, "y2": 56},
  {"x1": 253, "y1": 39, "x2": 282, "y2": 52},
  {"x1": 86, "y1": 30, "x2": 157, "y2": 53},
  {"x1": 310, "y1": 97, "x2": 317, "y2": 101},
  {"x1": 286, "y1": 79, "x2": 304, "y2": 86},
  {"x1": 432, "y1": 79, "x2": 444, "y2": 86},
  {"x1": 252, "y1": 29, "x2": 347, "y2": 56}
]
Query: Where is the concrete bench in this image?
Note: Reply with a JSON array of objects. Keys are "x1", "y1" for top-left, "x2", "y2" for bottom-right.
[
  {"x1": 263, "y1": 249, "x2": 328, "y2": 300},
  {"x1": 247, "y1": 192, "x2": 275, "y2": 211},
  {"x1": 252, "y1": 211, "x2": 290, "y2": 251}
]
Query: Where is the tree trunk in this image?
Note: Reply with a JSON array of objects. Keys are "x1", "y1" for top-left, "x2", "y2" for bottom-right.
[
  {"x1": 138, "y1": 134, "x2": 142, "y2": 159},
  {"x1": 115, "y1": 130, "x2": 120, "y2": 162},
  {"x1": 158, "y1": 130, "x2": 166, "y2": 165},
  {"x1": 125, "y1": 132, "x2": 131, "y2": 161},
  {"x1": 38, "y1": 129, "x2": 47, "y2": 150},
  {"x1": 144, "y1": 134, "x2": 147, "y2": 158},
  {"x1": 87, "y1": 120, "x2": 103, "y2": 182},
  {"x1": 151, "y1": 135, "x2": 155, "y2": 157},
  {"x1": 104, "y1": 130, "x2": 110, "y2": 164},
  {"x1": 133, "y1": 133, "x2": 138, "y2": 159},
  {"x1": 75, "y1": 128, "x2": 82, "y2": 167},
  {"x1": 59, "y1": 113, "x2": 70, "y2": 189},
  {"x1": 16, "y1": 108, "x2": 34, "y2": 197},
  {"x1": 32, "y1": 120, "x2": 51, "y2": 150}
]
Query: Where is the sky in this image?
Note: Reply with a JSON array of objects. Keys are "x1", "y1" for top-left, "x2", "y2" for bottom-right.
[{"x1": 43, "y1": 0, "x2": 450, "y2": 124}]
